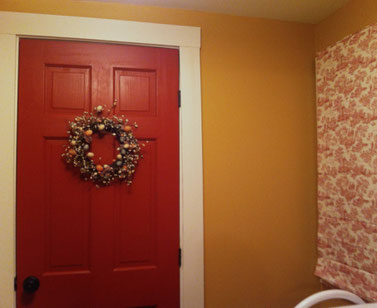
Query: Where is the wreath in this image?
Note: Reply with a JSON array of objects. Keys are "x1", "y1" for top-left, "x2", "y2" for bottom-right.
[{"x1": 62, "y1": 106, "x2": 142, "y2": 187}]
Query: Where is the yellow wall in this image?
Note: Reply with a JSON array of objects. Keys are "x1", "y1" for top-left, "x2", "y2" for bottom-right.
[
  {"x1": 0, "y1": 1, "x2": 320, "y2": 307},
  {"x1": 316, "y1": 0, "x2": 377, "y2": 51}
]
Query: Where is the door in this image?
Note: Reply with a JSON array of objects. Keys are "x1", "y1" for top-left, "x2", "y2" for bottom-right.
[{"x1": 17, "y1": 39, "x2": 179, "y2": 308}]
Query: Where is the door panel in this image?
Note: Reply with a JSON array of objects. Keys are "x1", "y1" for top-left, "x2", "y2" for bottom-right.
[
  {"x1": 114, "y1": 141, "x2": 157, "y2": 270},
  {"x1": 114, "y1": 68, "x2": 157, "y2": 115},
  {"x1": 44, "y1": 139, "x2": 91, "y2": 273},
  {"x1": 45, "y1": 65, "x2": 91, "y2": 113},
  {"x1": 17, "y1": 39, "x2": 179, "y2": 308}
]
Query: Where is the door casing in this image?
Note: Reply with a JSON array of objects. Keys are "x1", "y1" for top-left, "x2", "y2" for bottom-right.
[{"x1": 0, "y1": 11, "x2": 203, "y2": 308}]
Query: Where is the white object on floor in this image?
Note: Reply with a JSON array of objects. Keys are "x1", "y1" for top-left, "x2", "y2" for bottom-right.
[
  {"x1": 339, "y1": 304, "x2": 377, "y2": 308},
  {"x1": 295, "y1": 290, "x2": 365, "y2": 308}
]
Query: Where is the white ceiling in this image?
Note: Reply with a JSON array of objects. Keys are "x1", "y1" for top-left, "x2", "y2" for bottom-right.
[{"x1": 86, "y1": 0, "x2": 350, "y2": 24}]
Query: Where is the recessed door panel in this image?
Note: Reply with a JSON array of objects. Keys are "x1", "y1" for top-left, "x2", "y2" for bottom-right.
[
  {"x1": 114, "y1": 68, "x2": 157, "y2": 117},
  {"x1": 44, "y1": 139, "x2": 91, "y2": 273},
  {"x1": 114, "y1": 140, "x2": 157, "y2": 270},
  {"x1": 45, "y1": 65, "x2": 91, "y2": 114}
]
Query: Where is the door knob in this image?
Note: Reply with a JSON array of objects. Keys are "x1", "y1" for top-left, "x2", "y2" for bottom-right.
[{"x1": 23, "y1": 276, "x2": 40, "y2": 293}]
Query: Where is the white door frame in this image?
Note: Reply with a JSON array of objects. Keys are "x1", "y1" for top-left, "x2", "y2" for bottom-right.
[{"x1": 0, "y1": 11, "x2": 204, "y2": 308}]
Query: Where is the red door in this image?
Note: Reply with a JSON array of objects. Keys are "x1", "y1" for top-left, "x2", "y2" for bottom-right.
[{"x1": 17, "y1": 39, "x2": 179, "y2": 308}]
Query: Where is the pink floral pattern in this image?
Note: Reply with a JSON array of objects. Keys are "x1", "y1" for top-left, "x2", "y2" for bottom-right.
[{"x1": 315, "y1": 23, "x2": 377, "y2": 302}]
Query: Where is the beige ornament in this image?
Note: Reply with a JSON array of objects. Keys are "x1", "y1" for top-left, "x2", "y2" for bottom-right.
[{"x1": 95, "y1": 105, "x2": 103, "y2": 113}]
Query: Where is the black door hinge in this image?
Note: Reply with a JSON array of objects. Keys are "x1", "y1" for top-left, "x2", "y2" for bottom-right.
[
  {"x1": 178, "y1": 90, "x2": 181, "y2": 108},
  {"x1": 14, "y1": 276, "x2": 17, "y2": 291},
  {"x1": 178, "y1": 248, "x2": 182, "y2": 267}
]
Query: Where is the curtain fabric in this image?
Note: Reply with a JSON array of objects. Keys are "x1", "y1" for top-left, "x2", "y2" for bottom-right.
[{"x1": 315, "y1": 23, "x2": 377, "y2": 302}]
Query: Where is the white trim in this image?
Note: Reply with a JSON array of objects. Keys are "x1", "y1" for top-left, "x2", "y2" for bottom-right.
[
  {"x1": 0, "y1": 11, "x2": 200, "y2": 48},
  {"x1": 0, "y1": 33, "x2": 18, "y2": 308},
  {"x1": 0, "y1": 11, "x2": 204, "y2": 308},
  {"x1": 179, "y1": 46, "x2": 205, "y2": 308}
]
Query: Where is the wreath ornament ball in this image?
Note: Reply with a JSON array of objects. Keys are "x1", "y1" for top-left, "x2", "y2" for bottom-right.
[{"x1": 62, "y1": 105, "x2": 143, "y2": 187}]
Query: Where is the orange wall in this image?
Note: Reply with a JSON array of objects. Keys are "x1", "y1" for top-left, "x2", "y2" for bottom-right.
[
  {"x1": 0, "y1": 1, "x2": 319, "y2": 307},
  {"x1": 316, "y1": 0, "x2": 377, "y2": 51}
]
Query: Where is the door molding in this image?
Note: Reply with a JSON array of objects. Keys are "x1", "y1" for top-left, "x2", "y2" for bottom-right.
[{"x1": 0, "y1": 11, "x2": 204, "y2": 308}]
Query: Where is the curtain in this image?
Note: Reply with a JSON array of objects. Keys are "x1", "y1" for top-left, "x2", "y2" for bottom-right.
[{"x1": 315, "y1": 23, "x2": 377, "y2": 301}]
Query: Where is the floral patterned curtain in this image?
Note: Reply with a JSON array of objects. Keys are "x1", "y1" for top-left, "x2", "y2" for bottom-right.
[{"x1": 315, "y1": 23, "x2": 377, "y2": 302}]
